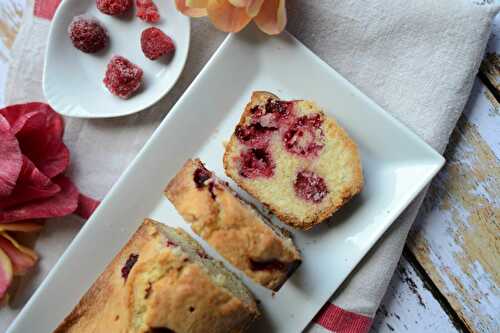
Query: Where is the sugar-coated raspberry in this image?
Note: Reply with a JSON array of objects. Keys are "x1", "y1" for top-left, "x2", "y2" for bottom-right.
[
  {"x1": 68, "y1": 15, "x2": 108, "y2": 53},
  {"x1": 141, "y1": 27, "x2": 175, "y2": 60},
  {"x1": 294, "y1": 171, "x2": 328, "y2": 203},
  {"x1": 238, "y1": 148, "x2": 275, "y2": 179},
  {"x1": 136, "y1": 0, "x2": 160, "y2": 23},
  {"x1": 103, "y1": 56, "x2": 143, "y2": 99},
  {"x1": 283, "y1": 113, "x2": 325, "y2": 157},
  {"x1": 96, "y1": 0, "x2": 132, "y2": 15}
]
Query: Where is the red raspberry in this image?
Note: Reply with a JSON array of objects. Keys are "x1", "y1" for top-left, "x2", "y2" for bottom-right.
[
  {"x1": 249, "y1": 259, "x2": 286, "y2": 271},
  {"x1": 235, "y1": 123, "x2": 275, "y2": 148},
  {"x1": 68, "y1": 15, "x2": 108, "y2": 53},
  {"x1": 96, "y1": 0, "x2": 132, "y2": 15},
  {"x1": 193, "y1": 166, "x2": 212, "y2": 188},
  {"x1": 238, "y1": 148, "x2": 275, "y2": 179},
  {"x1": 103, "y1": 56, "x2": 143, "y2": 99},
  {"x1": 294, "y1": 171, "x2": 329, "y2": 203},
  {"x1": 283, "y1": 113, "x2": 325, "y2": 157},
  {"x1": 121, "y1": 253, "x2": 138, "y2": 280},
  {"x1": 136, "y1": 0, "x2": 160, "y2": 23},
  {"x1": 141, "y1": 27, "x2": 175, "y2": 60}
]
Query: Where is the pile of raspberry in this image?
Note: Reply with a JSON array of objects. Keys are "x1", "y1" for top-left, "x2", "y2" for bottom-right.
[{"x1": 68, "y1": 0, "x2": 176, "y2": 99}]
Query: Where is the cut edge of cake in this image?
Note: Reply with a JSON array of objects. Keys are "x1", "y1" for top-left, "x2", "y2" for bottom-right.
[
  {"x1": 223, "y1": 91, "x2": 364, "y2": 230},
  {"x1": 54, "y1": 218, "x2": 259, "y2": 333},
  {"x1": 164, "y1": 159, "x2": 302, "y2": 291}
]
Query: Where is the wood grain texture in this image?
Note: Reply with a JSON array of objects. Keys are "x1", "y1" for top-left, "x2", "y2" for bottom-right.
[
  {"x1": 371, "y1": 256, "x2": 460, "y2": 333},
  {"x1": 480, "y1": 12, "x2": 500, "y2": 94},
  {"x1": 408, "y1": 78, "x2": 500, "y2": 333}
]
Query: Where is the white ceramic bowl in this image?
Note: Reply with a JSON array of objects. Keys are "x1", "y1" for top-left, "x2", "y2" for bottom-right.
[{"x1": 43, "y1": 0, "x2": 190, "y2": 118}]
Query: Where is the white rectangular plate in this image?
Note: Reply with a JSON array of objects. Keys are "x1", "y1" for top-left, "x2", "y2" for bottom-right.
[{"x1": 8, "y1": 27, "x2": 444, "y2": 333}]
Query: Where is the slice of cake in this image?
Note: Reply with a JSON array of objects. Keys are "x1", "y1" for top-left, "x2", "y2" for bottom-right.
[
  {"x1": 55, "y1": 219, "x2": 259, "y2": 333},
  {"x1": 223, "y1": 91, "x2": 363, "y2": 230},
  {"x1": 165, "y1": 159, "x2": 301, "y2": 291}
]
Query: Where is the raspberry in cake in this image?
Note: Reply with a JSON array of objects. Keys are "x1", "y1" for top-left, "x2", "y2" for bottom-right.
[
  {"x1": 224, "y1": 91, "x2": 363, "y2": 230},
  {"x1": 54, "y1": 219, "x2": 259, "y2": 333},
  {"x1": 141, "y1": 27, "x2": 175, "y2": 60},
  {"x1": 96, "y1": 0, "x2": 132, "y2": 15},
  {"x1": 103, "y1": 56, "x2": 143, "y2": 99},
  {"x1": 68, "y1": 15, "x2": 108, "y2": 53},
  {"x1": 165, "y1": 159, "x2": 301, "y2": 291}
]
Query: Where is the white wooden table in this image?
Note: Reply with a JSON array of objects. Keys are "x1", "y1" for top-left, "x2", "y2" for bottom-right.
[{"x1": 1, "y1": 1, "x2": 498, "y2": 332}]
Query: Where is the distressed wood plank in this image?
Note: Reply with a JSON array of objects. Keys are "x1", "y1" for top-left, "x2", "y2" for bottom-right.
[
  {"x1": 371, "y1": 256, "x2": 460, "y2": 333},
  {"x1": 408, "y1": 78, "x2": 500, "y2": 333},
  {"x1": 479, "y1": 7, "x2": 500, "y2": 94}
]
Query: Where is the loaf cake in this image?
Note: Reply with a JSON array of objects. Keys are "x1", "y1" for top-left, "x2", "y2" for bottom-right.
[
  {"x1": 223, "y1": 91, "x2": 363, "y2": 230},
  {"x1": 165, "y1": 159, "x2": 301, "y2": 291},
  {"x1": 55, "y1": 219, "x2": 259, "y2": 333}
]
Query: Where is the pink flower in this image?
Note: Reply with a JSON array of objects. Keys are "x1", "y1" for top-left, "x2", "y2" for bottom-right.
[
  {"x1": 175, "y1": 0, "x2": 287, "y2": 35},
  {"x1": 0, "y1": 103, "x2": 99, "y2": 301}
]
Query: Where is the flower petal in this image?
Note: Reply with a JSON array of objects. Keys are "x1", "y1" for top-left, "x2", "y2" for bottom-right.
[
  {"x1": 0, "y1": 113, "x2": 9, "y2": 131},
  {"x1": 0, "y1": 103, "x2": 62, "y2": 137},
  {"x1": 0, "y1": 176, "x2": 79, "y2": 223},
  {"x1": 15, "y1": 114, "x2": 69, "y2": 179},
  {"x1": 75, "y1": 194, "x2": 100, "y2": 220},
  {"x1": 0, "y1": 116, "x2": 22, "y2": 197},
  {"x1": 254, "y1": 0, "x2": 286, "y2": 35},
  {"x1": 0, "y1": 156, "x2": 61, "y2": 209},
  {"x1": 0, "y1": 221, "x2": 44, "y2": 233},
  {"x1": 0, "y1": 232, "x2": 37, "y2": 275},
  {"x1": 46, "y1": 106, "x2": 65, "y2": 139},
  {"x1": 207, "y1": 0, "x2": 252, "y2": 33},
  {"x1": 0, "y1": 104, "x2": 69, "y2": 178},
  {"x1": 175, "y1": 0, "x2": 208, "y2": 17},
  {"x1": 186, "y1": 0, "x2": 208, "y2": 8},
  {"x1": 0, "y1": 248, "x2": 13, "y2": 300},
  {"x1": 228, "y1": 0, "x2": 249, "y2": 7},
  {"x1": 246, "y1": 0, "x2": 263, "y2": 17}
]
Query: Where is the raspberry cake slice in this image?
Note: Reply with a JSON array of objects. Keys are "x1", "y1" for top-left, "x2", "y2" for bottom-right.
[
  {"x1": 55, "y1": 219, "x2": 258, "y2": 333},
  {"x1": 165, "y1": 159, "x2": 301, "y2": 291},
  {"x1": 223, "y1": 91, "x2": 363, "y2": 230}
]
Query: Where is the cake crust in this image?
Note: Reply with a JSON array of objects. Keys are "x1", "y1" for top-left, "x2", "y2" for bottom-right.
[
  {"x1": 165, "y1": 159, "x2": 301, "y2": 291},
  {"x1": 54, "y1": 219, "x2": 259, "y2": 333},
  {"x1": 223, "y1": 91, "x2": 363, "y2": 230}
]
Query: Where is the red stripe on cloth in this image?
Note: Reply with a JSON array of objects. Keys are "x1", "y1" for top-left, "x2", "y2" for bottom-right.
[
  {"x1": 34, "y1": 0, "x2": 62, "y2": 20},
  {"x1": 314, "y1": 303, "x2": 372, "y2": 333}
]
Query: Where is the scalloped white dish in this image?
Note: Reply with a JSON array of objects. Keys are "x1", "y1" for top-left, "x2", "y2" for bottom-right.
[
  {"x1": 9, "y1": 27, "x2": 444, "y2": 332},
  {"x1": 43, "y1": 0, "x2": 190, "y2": 118}
]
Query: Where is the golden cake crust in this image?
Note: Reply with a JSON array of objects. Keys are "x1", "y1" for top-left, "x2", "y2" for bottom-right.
[
  {"x1": 223, "y1": 91, "x2": 363, "y2": 230},
  {"x1": 54, "y1": 219, "x2": 259, "y2": 333},
  {"x1": 165, "y1": 159, "x2": 301, "y2": 291}
]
